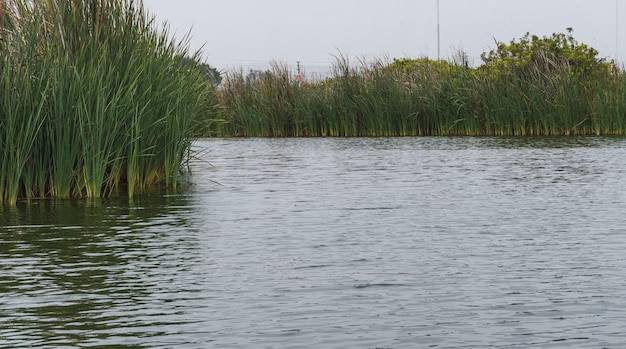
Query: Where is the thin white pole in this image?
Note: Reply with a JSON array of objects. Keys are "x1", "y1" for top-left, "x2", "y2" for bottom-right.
[
  {"x1": 617, "y1": 0, "x2": 619, "y2": 63},
  {"x1": 437, "y1": 0, "x2": 440, "y2": 60}
]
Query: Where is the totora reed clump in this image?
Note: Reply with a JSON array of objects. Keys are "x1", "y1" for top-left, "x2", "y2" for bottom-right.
[
  {"x1": 211, "y1": 32, "x2": 626, "y2": 138},
  {"x1": 0, "y1": 0, "x2": 212, "y2": 205}
]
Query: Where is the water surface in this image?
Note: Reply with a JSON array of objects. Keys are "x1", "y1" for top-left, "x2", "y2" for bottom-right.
[{"x1": 2, "y1": 137, "x2": 626, "y2": 348}]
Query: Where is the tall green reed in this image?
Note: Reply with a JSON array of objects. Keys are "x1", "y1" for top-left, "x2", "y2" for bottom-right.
[
  {"x1": 212, "y1": 54, "x2": 626, "y2": 138},
  {"x1": 0, "y1": 0, "x2": 210, "y2": 204}
]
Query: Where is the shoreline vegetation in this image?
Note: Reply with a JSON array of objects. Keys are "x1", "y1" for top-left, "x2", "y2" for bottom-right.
[
  {"x1": 1, "y1": 1, "x2": 623, "y2": 206},
  {"x1": 209, "y1": 31, "x2": 626, "y2": 138},
  {"x1": 0, "y1": 0, "x2": 211, "y2": 205}
]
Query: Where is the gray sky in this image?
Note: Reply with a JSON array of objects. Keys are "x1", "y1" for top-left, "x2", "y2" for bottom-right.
[{"x1": 144, "y1": 0, "x2": 623, "y2": 75}]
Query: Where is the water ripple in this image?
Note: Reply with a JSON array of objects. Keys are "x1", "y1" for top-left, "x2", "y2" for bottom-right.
[{"x1": 2, "y1": 137, "x2": 626, "y2": 348}]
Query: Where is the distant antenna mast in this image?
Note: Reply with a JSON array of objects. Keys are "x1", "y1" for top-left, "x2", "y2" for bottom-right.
[{"x1": 437, "y1": 0, "x2": 440, "y2": 60}]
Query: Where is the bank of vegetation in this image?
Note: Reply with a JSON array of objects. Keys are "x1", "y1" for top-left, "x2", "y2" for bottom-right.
[
  {"x1": 210, "y1": 31, "x2": 626, "y2": 138},
  {"x1": 2, "y1": 10, "x2": 623, "y2": 206},
  {"x1": 0, "y1": 0, "x2": 212, "y2": 205}
]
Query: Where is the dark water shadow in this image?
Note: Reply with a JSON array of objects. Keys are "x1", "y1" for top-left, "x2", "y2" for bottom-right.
[{"x1": 0, "y1": 191, "x2": 202, "y2": 348}]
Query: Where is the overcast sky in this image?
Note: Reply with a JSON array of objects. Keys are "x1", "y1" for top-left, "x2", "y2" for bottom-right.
[{"x1": 144, "y1": 0, "x2": 623, "y2": 75}]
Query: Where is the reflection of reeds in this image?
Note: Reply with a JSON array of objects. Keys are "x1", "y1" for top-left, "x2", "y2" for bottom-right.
[
  {"x1": 0, "y1": 0, "x2": 210, "y2": 204},
  {"x1": 213, "y1": 56, "x2": 626, "y2": 138}
]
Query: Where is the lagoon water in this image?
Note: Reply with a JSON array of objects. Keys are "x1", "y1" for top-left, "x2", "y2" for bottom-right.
[{"x1": 2, "y1": 137, "x2": 626, "y2": 348}]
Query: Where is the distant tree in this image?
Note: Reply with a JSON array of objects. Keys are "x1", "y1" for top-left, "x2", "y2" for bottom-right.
[
  {"x1": 198, "y1": 63, "x2": 222, "y2": 87},
  {"x1": 179, "y1": 56, "x2": 222, "y2": 87},
  {"x1": 480, "y1": 29, "x2": 614, "y2": 79},
  {"x1": 388, "y1": 57, "x2": 458, "y2": 73},
  {"x1": 246, "y1": 69, "x2": 265, "y2": 84},
  {"x1": 386, "y1": 57, "x2": 473, "y2": 81}
]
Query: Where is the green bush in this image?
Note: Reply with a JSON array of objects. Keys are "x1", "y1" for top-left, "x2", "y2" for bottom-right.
[{"x1": 480, "y1": 29, "x2": 615, "y2": 80}]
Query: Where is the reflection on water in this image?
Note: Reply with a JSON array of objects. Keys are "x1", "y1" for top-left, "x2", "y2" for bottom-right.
[
  {"x1": 3, "y1": 137, "x2": 626, "y2": 348},
  {"x1": 0, "y1": 195, "x2": 208, "y2": 348}
]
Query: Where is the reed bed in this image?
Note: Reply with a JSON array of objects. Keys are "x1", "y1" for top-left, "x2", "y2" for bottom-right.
[
  {"x1": 0, "y1": 0, "x2": 211, "y2": 205},
  {"x1": 212, "y1": 56, "x2": 626, "y2": 138}
]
